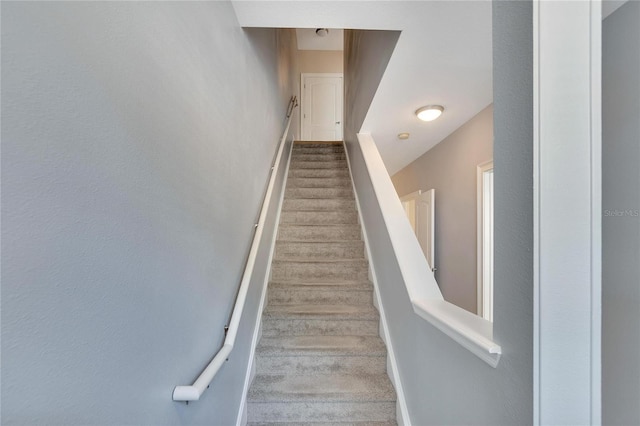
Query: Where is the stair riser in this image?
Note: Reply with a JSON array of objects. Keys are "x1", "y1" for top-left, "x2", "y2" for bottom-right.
[
  {"x1": 286, "y1": 177, "x2": 352, "y2": 188},
  {"x1": 290, "y1": 160, "x2": 348, "y2": 170},
  {"x1": 271, "y1": 263, "x2": 369, "y2": 282},
  {"x1": 285, "y1": 187, "x2": 353, "y2": 198},
  {"x1": 247, "y1": 402, "x2": 396, "y2": 422},
  {"x1": 248, "y1": 423, "x2": 395, "y2": 426},
  {"x1": 293, "y1": 153, "x2": 346, "y2": 162},
  {"x1": 283, "y1": 198, "x2": 356, "y2": 212},
  {"x1": 268, "y1": 288, "x2": 372, "y2": 306},
  {"x1": 288, "y1": 169, "x2": 350, "y2": 178},
  {"x1": 280, "y1": 211, "x2": 358, "y2": 225},
  {"x1": 275, "y1": 241, "x2": 365, "y2": 259},
  {"x1": 293, "y1": 143, "x2": 343, "y2": 149},
  {"x1": 261, "y1": 319, "x2": 379, "y2": 337},
  {"x1": 255, "y1": 355, "x2": 386, "y2": 376},
  {"x1": 277, "y1": 225, "x2": 361, "y2": 241}
]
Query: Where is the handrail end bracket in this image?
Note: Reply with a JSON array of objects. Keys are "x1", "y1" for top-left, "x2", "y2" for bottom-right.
[{"x1": 173, "y1": 385, "x2": 201, "y2": 402}]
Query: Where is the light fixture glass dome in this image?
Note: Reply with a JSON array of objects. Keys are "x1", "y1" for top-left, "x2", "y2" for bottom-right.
[
  {"x1": 415, "y1": 105, "x2": 444, "y2": 122},
  {"x1": 315, "y1": 28, "x2": 329, "y2": 37}
]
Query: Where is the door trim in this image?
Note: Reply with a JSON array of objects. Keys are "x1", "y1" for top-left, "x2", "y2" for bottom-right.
[
  {"x1": 300, "y1": 73, "x2": 344, "y2": 141},
  {"x1": 476, "y1": 160, "x2": 493, "y2": 321}
]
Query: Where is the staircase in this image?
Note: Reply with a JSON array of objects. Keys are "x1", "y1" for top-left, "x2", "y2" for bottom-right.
[{"x1": 247, "y1": 142, "x2": 397, "y2": 424}]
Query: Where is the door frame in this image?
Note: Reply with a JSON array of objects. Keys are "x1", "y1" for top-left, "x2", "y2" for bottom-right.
[
  {"x1": 300, "y1": 73, "x2": 344, "y2": 141},
  {"x1": 476, "y1": 160, "x2": 494, "y2": 321},
  {"x1": 416, "y1": 189, "x2": 436, "y2": 272}
]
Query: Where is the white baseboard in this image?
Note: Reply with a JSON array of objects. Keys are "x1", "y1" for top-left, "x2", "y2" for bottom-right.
[
  {"x1": 235, "y1": 140, "x2": 294, "y2": 426},
  {"x1": 343, "y1": 142, "x2": 411, "y2": 426}
]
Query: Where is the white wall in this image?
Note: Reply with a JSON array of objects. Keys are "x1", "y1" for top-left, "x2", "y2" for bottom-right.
[
  {"x1": 602, "y1": 2, "x2": 640, "y2": 424},
  {"x1": 1, "y1": 2, "x2": 296, "y2": 424},
  {"x1": 298, "y1": 50, "x2": 343, "y2": 74},
  {"x1": 344, "y1": 4, "x2": 533, "y2": 423}
]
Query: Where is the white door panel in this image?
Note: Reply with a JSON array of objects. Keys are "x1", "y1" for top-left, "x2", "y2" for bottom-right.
[
  {"x1": 417, "y1": 189, "x2": 435, "y2": 271},
  {"x1": 302, "y1": 74, "x2": 343, "y2": 141},
  {"x1": 400, "y1": 189, "x2": 436, "y2": 272}
]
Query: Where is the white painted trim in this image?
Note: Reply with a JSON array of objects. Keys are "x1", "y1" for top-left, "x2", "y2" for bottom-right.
[
  {"x1": 476, "y1": 160, "x2": 494, "y2": 320},
  {"x1": 399, "y1": 190, "x2": 421, "y2": 203},
  {"x1": 533, "y1": 1, "x2": 602, "y2": 423},
  {"x1": 589, "y1": 3, "x2": 603, "y2": 421},
  {"x1": 356, "y1": 133, "x2": 501, "y2": 367},
  {"x1": 343, "y1": 141, "x2": 411, "y2": 426},
  {"x1": 300, "y1": 73, "x2": 344, "y2": 141},
  {"x1": 234, "y1": 139, "x2": 295, "y2": 426},
  {"x1": 412, "y1": 299, "x2": 500, "y2": 367}
]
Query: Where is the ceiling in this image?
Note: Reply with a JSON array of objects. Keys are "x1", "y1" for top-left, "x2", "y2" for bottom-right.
[
  {"x1": 296, "y1": 28, "x2": 344, "y2": 51},
  {"x1": 232, "y1": 1, "x2": 492, "y2": 175}
]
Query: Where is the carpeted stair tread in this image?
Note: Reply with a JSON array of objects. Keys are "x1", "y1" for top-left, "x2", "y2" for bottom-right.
[
  {"x1": 275, "y1": 241, "x2": 365, "y2": 260},
  {"x1": 287, "y1": 177, "x2": 352, "y2": 188},
  {"x1": 268, "y1": 285, "x2": 373, "y2": 306},
  {"x1": 268, "y1": 280, "x2": 372, "y2": 288},
  {"x1": 280, "y1": 210, "x2": 359, "y2": 225},
  {"x1": 247, "y1": 402, "x2": 396, "y2": 423},
  {"x1": 256, "y1": 353, "x2": 387, "y2": 376},
  {"x1": 293, "y1": 153, "x2": 347, "y2": 162},
  {"x1": 257, "y1": 335, "x2": 386, "y2": 357},
  {"x1": 290, "y1": 160, "x2": 348, "y2": 170},
  {"x1": 288, "y1": 168, "x2": 351, "y2": 178},
  {"x1": 292, "y1": 147, "x2": 346, "y2": 155},
  {"x1": 261, "y1": 318, "x2": 379, "y2": 337},
  {"x1": 270, "y1": 259, "x2": 369, "y2": 282},
  {"x1": 283, "y1": 198, "x2": 357, "y2": 211},
  {"x1": 263, "y1": 304, "x2": 379, "y2": 320},
  {"x1": 248, "y1": 422, "x2": 396, "y2": 426},
  {"x1": 286, "y1": 187, "x2": 354, "y2": 198},
  {"x1": 277, "y1": 225, "x2": 361, "y2": 241},
  {"x1": 272, "y1": 258, "x2": 368, "y2": 265},
  {"x1": 293, "y1": 144, "x2": 345, "y2": 151},
  {"x1": 248, "y1": 373, "x2": 395, "y2": 403}
]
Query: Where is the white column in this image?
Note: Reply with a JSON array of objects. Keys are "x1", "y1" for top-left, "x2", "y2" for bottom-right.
[{"x1": 533, "y1": 1, "x2": 602, "y2": 424}]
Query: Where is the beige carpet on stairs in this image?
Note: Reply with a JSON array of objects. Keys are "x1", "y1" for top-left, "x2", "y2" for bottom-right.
[{"x1": 246, "y1": 142, "x2": 398, "y2": 425}]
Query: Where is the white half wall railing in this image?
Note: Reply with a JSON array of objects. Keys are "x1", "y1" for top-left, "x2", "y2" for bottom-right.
[
  {"x1": 173, "y1": 96, "x2": 298, "y2": 402},
  {"x1": 356, "y1": 133, "x2": 502, "y2": 367}
]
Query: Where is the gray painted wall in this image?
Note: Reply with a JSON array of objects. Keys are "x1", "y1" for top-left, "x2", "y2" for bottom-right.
[
  {"x1": 1, "y1": 2, "x2": 296, "y2": 424},
  {"x1": 602, "y1": 2, "x2": 640, "y2": 424},
  {"x1": 344, "y1": 30, "x2": 401, "y2": 142},
  {"x1": 344, "y1": 3, "x2": 532, "y2": 424},
  {"x1": 392, "y1": 105, "x2": 493, "y2": 314}
]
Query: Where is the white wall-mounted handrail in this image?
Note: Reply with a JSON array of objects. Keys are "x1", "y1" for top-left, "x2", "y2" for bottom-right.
[
  {"x1": 355, "y1": 132, "x2": 501, "y2": 367},
  {"x1": 173, "y1": 96, "x2": 298, "y2": 402}
]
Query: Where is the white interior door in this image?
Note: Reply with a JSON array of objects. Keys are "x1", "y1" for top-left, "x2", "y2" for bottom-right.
[
  {"x1": 416, "y1": 189, "x2": 435, "y2": 272},
  {"x1": 400, "y1": 190, "x2": 420, "y2": 232},
  {"x1": 301, "y1": 73, "x2": 343, "y2": 141}
]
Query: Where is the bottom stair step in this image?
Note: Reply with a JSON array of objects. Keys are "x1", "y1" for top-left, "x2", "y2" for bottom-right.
[
  {"x1": 247, "y1": 401, "x2": 396, "y2": 423},
  {"x1": 248, "y1": 373, "x2": 396, "y2": 422},
  {"x1": 248, "y1": 423, "x2": 396, "y2": 426}
]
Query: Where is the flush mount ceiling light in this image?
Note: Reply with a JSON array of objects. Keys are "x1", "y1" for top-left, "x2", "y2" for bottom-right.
[
  {"x1": 397, "y1": 132, "x2": 410, "y2": 140},
  {"x1": 315, "y1": 28, "x2": 329, "y2": 37},
  {"x1": 415, "y1": 105, "x2": 444, "y2": 122}
]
